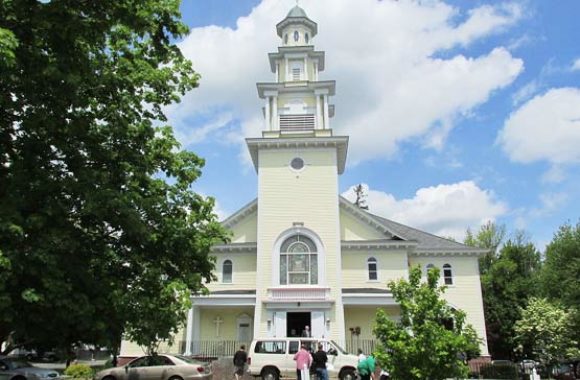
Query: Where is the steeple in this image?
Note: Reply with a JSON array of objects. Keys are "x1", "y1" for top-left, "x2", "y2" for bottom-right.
[
  {"x1": 276, "y1": 5, "x2": 318, "y2": 46},
  {"x1": 248, "y1": 5, "x2": 348, "y2": 174},
  {"x1": 255, "y1": 6, "x2": 337, "y2": 136}
]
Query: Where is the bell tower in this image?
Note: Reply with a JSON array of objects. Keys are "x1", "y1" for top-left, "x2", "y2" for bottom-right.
[{"x1": 248, "y1": 5, "x2": 348, "y2": 342}]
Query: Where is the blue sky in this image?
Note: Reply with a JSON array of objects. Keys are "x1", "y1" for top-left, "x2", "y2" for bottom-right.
[{"x1": 171, "y1": 0, "x2": 580, "y2": 250}]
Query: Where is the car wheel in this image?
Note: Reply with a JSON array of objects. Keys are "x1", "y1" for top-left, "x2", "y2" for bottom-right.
[
  {"x1": 102, "y1": 375, "x2": 117, "y2": 380},
  {"x1": 168, "y1": 376, "x2": 183, "y2": 380},
  {"x1": 340, "y1": 368, "x2": 356, "y2": 380},
  {"x1": 261, "y1": 367, "x2": 279, "y2": 380}
]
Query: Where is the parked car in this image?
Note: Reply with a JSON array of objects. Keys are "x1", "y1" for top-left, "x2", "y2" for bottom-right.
[
  {"x1": 247, "y1": 338, "x2": 358, "y2": 380},
  {"x1": 0, "y1": 357, "x2": 61, "y2": 380},
  {"x1": 552, "y1": 360, "x2": 580, "y2": 380},
  {"x1": 94, "y1": 354, "x2": 211, "y2": 380},
  {"x1": 7, "y1": 350, "x2": 59, "y2": 363}
]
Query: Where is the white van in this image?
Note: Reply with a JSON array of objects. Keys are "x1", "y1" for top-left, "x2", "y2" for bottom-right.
[{"x1": 247, "y1": 338, "x2": 358, "y2": 380}]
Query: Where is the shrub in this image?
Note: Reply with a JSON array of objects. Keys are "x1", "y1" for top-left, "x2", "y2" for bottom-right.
[{"x1": 64, "y1": 363, "x2": 94, "y2": 379}]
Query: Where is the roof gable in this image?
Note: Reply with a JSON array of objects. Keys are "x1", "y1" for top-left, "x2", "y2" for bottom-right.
[{"x1": 339, "y1": 196, "x2": 486, "y2": 255}]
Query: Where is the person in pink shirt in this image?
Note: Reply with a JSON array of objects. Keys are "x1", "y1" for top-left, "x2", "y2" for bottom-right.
[{"x1": 293, "y1": 343, "x2": 313, "y2": 380}]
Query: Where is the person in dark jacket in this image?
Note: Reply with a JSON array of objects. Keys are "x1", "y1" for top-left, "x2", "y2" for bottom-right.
[
  {"x1": 233, "y1": 345, "x2": 248, "y2": 380},
  {"x1": 311, "y1": 343, "x2": 329, "y2": 380}
]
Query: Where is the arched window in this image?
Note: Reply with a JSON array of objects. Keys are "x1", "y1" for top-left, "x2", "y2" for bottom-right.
[
  {"x1": 367, "y1": 257, "x2": 378, "y2": 280},
  {"x1": 443, "y1": 264, "x2": 453, "y2": 285},
  {"x1": 305, "y1": 32, "x2": 309, "y2": 44},
  {"x1": 280, "y1": 234, "x2": 318, "y2": 285},
  {"x1": 425, "y1": 263, "x2": 435, "y2": 274},
  {"x1": 222, "y1": 260, "x2": 232, "y2": 283}
]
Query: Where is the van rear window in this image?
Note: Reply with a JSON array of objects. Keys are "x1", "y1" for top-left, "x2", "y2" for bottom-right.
[{"x1": 254, "y1": 341, "x2": 287, "y2": 354}]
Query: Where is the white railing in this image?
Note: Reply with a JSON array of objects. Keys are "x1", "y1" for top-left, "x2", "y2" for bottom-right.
[
  {"x1": 279, "y1": 114, "x2": 315, "y2": 132},
  {"x1": 267, "y1": 287, "x2": 330, "y2": 301}
]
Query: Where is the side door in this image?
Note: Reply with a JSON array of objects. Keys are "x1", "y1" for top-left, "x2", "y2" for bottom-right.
[
  {"x1": 143, "y1": 355, "x2": 175, "y2": 380},
  {"x1": 126, "y1": 356, "x2": 150, "y2": 380},
  {"x1": 287, "y1": 341, "x2": 300, "y2": 378}
]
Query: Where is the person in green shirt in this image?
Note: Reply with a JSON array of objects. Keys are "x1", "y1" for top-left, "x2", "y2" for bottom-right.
[{"x1": 357, "y1": 354, "x2": 370, "y2": 380}]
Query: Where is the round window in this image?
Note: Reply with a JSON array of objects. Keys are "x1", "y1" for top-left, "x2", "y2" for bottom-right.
[
  {"x1": 290, "y1": 157, "x2": 305, "y2": 170},
  {"x1": 293, "y1": 31, "x2": 299, "y2": 42}
]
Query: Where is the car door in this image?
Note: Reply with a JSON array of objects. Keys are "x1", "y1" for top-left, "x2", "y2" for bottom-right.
[
  {"x1": 143, "y1": 355, "x2": 175, "y2": 380},
  {"x1": 126, "y1": 356, "x2": 151, "y2": 380}
]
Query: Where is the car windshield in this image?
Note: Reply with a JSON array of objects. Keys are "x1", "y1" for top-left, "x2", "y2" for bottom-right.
[
  {"x1": 173, "y1": 355, "x2": 202, "y2": 365},
  {"x1": 330, "y1": 340, "x2": 348, "y2": 355}
]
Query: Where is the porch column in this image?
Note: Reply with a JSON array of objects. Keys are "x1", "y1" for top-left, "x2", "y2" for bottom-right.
[
  {"x1": 184, "y1": 307, "x2": 194, "y2": 355},
  {"x1": 323, "y1": 94, "x2": 329, "y2": 129},
  {"x1": 184, "y1": 305, "x2": 201, "y2": 355},
  {"x1": 264, "y1": 97, "x2": 271, "y2": 131},
  {"x1": 272, "y1": 96, "x2": 278, "y2": 130},
  {"x1": 316, "y1": 94, "x2": 322, "y2": 129}
]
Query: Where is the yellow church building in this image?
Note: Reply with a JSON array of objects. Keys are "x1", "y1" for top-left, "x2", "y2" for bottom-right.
[{"x1": 122, "y1": 5, "x2": 489, "y2": 359}]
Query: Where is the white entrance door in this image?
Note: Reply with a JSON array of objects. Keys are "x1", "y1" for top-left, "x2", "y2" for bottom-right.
[
  {"x1": 237, "y1": 314, "x2": 253, "y2": 342},
  {"x1": 274, "y1": 312, "x2": 287, "y2": 338},
  {"x1": 311, "y1": 311, "x2": 325, "y2": 338}
]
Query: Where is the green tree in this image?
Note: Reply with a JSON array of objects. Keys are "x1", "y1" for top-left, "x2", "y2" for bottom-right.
[
  {"x1": 464, "y1": 221, "x2": 506, "y2": 274},
  {"x1": 540, "y1": 222, "x2": 580, "y2": 343},
  {"x1": 514, "y1": 298, "x2": 580, "y2": 366},
  {"x1": 0, "y1": 0, "x2": 227, "y2": 357},
  {"x1": 465, "y1": 224, "x2": 541, "y2": 359},
  {"x1": 374, "y1": 266, "x2": 480, "y2": 380},
  {"x1": 482, "y1": 238, "x2": 541, "y2": 359}
]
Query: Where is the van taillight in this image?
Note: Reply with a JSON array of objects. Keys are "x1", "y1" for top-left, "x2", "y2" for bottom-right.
[{"x1": 247, "y1": 357, "x2": 251, "y2": 365}]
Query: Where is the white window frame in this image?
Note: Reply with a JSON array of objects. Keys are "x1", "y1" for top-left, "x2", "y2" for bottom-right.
[
  {"x1": 443, "y1": 263, "x2": 454, "y2": 285},
  {"x1": 271, "y1": 227, "x2": 325, "y2": 286},
  {"x1": 367, "y1": 257, "x2": 378, "y2": 281},
  {"x1": 222, "y1": 259, "x2": 233, "y2": 284}
]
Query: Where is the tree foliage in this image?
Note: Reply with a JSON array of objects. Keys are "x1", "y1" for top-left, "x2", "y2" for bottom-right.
[
  {"x1": 540, "y1": 222, "x2": 580, "y2": 343},
  {"x1": 465, "y1": 224, "x2": 541, "y2": 359},
  {"x1": 374, "y1": 266, "x2": 480, "y2": 380},
  {"x1": 514, "y1": 298, "x2": 580, "y2": 366},
  {"x1": 0, "y1": 0, "x2": 227, "y2": 356}
]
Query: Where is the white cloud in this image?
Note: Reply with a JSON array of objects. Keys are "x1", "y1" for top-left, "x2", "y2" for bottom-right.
[
  {"x1": 513, "y1": 192, "x2": 568, "y2": 229},
  {"x1": 342, "y1": 181, "x2": 507, "y2": 241},
  {"x1": 571, "y1": 58, "x2": 580, "y2": 71},
  {"x1": 170, "y1": 0, "x2": 524, "y2": 164},
  {"x1": 512, "y1": 80, "x2": 540, "y2": 106},
  {"x1": 498, "y1": 87, "x2": 580, "y2": 164},
  {"x1": 541, "y1": 165, "x2": 566, "y2": 184}
]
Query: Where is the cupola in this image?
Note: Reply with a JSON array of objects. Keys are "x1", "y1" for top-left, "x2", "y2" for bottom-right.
[{"x1": 276, "y1": 5, "x2": 317, "y2": 46}]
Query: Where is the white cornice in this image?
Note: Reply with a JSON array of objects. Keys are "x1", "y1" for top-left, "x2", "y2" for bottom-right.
[
  {"x1": 410, "y1": 248, "x2": 487, "y2": 257},
  {"x1": 256, "y1": 80, "x2": 336, "y2": 98},
  {"x1": 191, "y1": 294, "x2": 256, "y2": 307},
  {"x1": 246, "y1": 136, "x2": 348, "y2": 174},
  {"x1": 342, "y1": 294, "x2": 397, "y2": 306},
  {"x1": 268, "y1": 48, "x2": 325, "y2": 72},
  {"x1": 221, "y1": 199, "x2": 257, "y2": 228},
  {"x1": 211, "y1": 242, "x2": 257, "y2": 253},
  {"x1": 341, "y1": 240, "x2": 417, "y2": 250}
]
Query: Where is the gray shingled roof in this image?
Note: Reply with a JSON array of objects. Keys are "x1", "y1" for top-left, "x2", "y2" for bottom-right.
[
  {"x1": 221, "y1": 196, "x2": 484, "y2": 253},
  {"x1": 340, "y1": 196, "x2": 483, "y2": 252}
]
